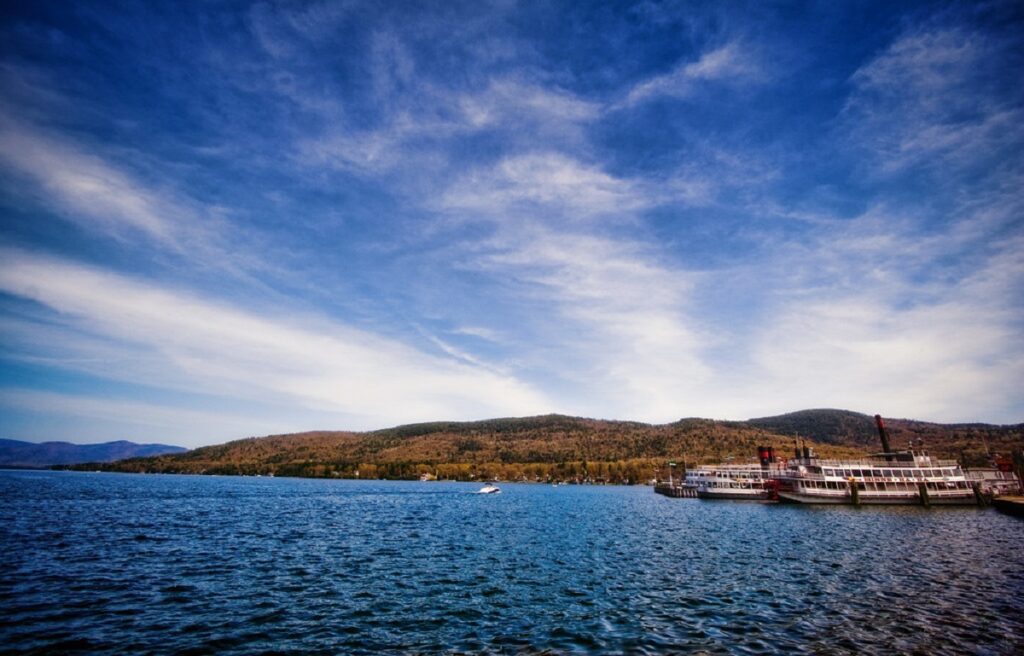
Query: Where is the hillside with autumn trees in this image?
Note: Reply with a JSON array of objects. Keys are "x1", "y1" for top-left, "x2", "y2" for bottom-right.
[{"x1": 75, "y1": 409, "x2": 1023, "y2": 483}]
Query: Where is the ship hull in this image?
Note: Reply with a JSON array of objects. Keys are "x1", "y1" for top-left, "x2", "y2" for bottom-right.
[
  {"x1": 778, "y1": 490, "x2": 977, "y2": 505},
  {"x1": 697, "y1": 488, "x2": 773, "y2": 501}
]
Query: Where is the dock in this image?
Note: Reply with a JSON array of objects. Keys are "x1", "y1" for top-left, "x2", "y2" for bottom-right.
[
  {"x1": 654, "y1": 483, "x2": 697, "y2": 498},
  {"x1": 993, "y1": 496, "x2": 1024, "y2": 518}
]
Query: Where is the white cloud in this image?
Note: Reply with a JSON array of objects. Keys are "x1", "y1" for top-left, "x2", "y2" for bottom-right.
[
  {"x1": 736, "y1": 204, "x2": 1024, "y2": 423},
  {"x1": 298, "y1": 119, "x2": 422, "y2": 174},
  {"x1": 845, "y1": 27, "x2": 1024, "y2": 173},
  {"x1": 0, "y1": 249, "x2": 552, "y2": 431},
  {"x1": 299, "y1": 77, "x2": 602, "y2": 176},
  {"x1": 0, "y1": 114, "x2": 305, "y2": 289},
  {"x1": 468, "y1": 222, "x2": 713, "y2": 421},
  {"x1": 621, "y1": 42, "x2": 756, "y2": 107},
  {"x1": 442, "y1": 152, "x2": 651, "y2": 220},
  {"x1": 451, "y1": 326, "x2": 504, "y2": 343},
  {"x1": 437, "y1": 153, "x2": 727, "y2": 421},
  {"x1": 457, "y1": 78, "x2": 601, "y2": 129},
  {"x1": 0, "y1": 119, "x2": 183, "y2": 246},
  {"x1": 749, "y1": 291, "x2": 1024, "y2": 423}
]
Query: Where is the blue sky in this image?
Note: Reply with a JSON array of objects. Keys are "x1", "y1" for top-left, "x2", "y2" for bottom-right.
[{"x1": 1, "y1": 1, "x2": 1022, "y2": 447}]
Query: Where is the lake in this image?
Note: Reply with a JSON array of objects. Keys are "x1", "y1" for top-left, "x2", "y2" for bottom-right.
[{"x1": 1, "y1": 470, "x2": 1022, "y2": 654}]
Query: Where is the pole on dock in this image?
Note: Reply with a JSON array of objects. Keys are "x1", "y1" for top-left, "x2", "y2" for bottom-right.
[
  {"x1": 918, "y1": 482, "x2": 930, "y2": 507},
  {"x1": 848, "y1": 477, "x2": 860, "y2": 506},
  {"x1": 972, "y1": 481, "x2": 988, "y2": 507},
  {"x1": 1013, "y1": 450, "x2": 1024, "y2": 494}
]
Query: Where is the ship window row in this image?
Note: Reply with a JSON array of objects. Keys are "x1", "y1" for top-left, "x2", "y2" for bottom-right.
[
  {"x1": 704, "y1": 481, "x2": 758, "y2": 488},
  {"x1": 800, "y1": 480, "x2": 971, "y2": 491},
  {"x1": 821, "y1": 468, "x2": 955, "y2": 478}
]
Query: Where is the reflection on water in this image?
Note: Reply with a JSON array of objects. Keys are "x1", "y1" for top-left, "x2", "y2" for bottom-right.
[{"x1": 1, "y1": 470, "x2": 1022, "y2": 654}]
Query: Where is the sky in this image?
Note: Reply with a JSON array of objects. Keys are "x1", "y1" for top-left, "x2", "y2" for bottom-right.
[{"x1": 0, "y1": 1, "x2": 1022, "y2": 447}]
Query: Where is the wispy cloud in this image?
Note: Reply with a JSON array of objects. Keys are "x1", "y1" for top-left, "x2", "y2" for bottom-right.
[
  {"x1": 441, "y1": 152, "x2": 651, "y2": 221},
  {"x1": 749, "y1": 283, "x2": 1024, "y2": 422},
  {"x1": 845, "y1": 27, "x2": 1024, "y2": 173},
  {"x1": 0, "y1": 107, "x2": 311, "y2": 293},
  {"x1": 457, "y1": 78, "x2": 601, "y2": 129},
  {"x1": 0, "y1": 249, "x2": 552, "y2": 430},
  {"x1": 298, "y1": 77, "x2": 602, "y2": 177},
  {"x1": 451, "y1": 326, "x2": 504, "y2": 343},
  {"x1": 620, "y1": 42, "x2": 757, "y2": 107},
  {"x1": 736, "y1": 201, "x2": 1024, "y2": 422},
  {"x1": 2, "y1": 1, "x2": 1021, "y2": 441},
  {"x1": 0, "y1": 118, "x2": 183, "y2": 246},
  {"x1": 437, "y1": 148, "x2": 712, "y2": 420},
  {"x1": 298, "y1": 115, "x2": 436, "y2": 175},
  {"x1": 476, "y1": 224, "x2": 710, "y2": 419}
]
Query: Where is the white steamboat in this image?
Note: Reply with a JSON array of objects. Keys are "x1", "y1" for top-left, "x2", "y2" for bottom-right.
[
  {"x1": 685, "y1": 447, "x2": 783, "y2": 500},
  {"x1": 777, "y1": 416, "x2": 979, "y2": 506}
]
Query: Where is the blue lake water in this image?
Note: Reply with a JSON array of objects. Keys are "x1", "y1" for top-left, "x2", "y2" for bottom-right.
[{"x1": 1, "y1": 470, "x2": 1022, "y2": 654}]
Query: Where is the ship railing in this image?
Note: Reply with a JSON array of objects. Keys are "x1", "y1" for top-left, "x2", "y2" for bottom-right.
[
  {"x1": 800, "y1": 458, "x2": 960, "y2": 468},
  {"x1": 806, "y1": 487, "x2": 972, "y2": 497},
  {"x1": 689, "y1": 464, "x2": 775, "y2": 471},
  {"x1": 782, "y1": 471, "x2": 967, "y2": 483}
]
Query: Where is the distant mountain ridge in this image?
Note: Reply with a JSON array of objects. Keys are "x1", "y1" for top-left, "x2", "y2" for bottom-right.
[
  {"x1": 0, "y1": 439, "x2": 187, "y2": 468},
  {"x1": 79, "y1": 409, "x2": 1023, "y2": 481},
  {"x1": 745, "y1": 408, "x2": 1023, "y2": 453},
  {"x1": 746, "y1": 409, "x2": 879, "y2": 445}
]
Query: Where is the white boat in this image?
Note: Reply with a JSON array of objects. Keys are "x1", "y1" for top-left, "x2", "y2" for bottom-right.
[
  {"x1": 685, "y1": 463, "x2": 782, "y2": 500},
  {"x1": 776, "y1": 416, "x2": 979, "y2": 505},
  {"x1": 476, "y1": 483, "x2": 501, "y2": 494},
  {"x1": 777, "y1": 451, "x2": 977, "y2": 505}
]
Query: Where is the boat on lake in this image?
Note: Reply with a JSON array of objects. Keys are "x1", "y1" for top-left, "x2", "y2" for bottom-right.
[
  {"x1": 675, "y1": 417, "x2": 985, "y2": 506},
  {"x1": 476, "y1": 483, "x2": 501, "y2": 494},
  {"x1": 776, "y1": 416, "x2": 979, "y2": 505},
  {"x1": 777, "y1": 452, "x2": 977, "y2": 505},
  {"x1": 685, "y1": 465, "x2": 781, "y2": 500}
]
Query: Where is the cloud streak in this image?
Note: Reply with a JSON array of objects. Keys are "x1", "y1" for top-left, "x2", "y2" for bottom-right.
[
  {"x1": 1, "y1": 2, "x2": 1021, "y2": 444},
  {"x1": 0, "y1": 249, "x2": 552, "y2": 432},
  {"x1": 0, "y1": 118, "x2": 183, "y2": 246},
  {"x1": 441, "y1": 152, "x2": 651, "y2": 221},
  {"x1": 845, "y1": 26, "x2": 1024, "y2": 174},
  {"x1": 620, "y1": 42, "x2": 757, "y2": 107},
  {"x1": 476, "y1": 224, "x2": 712, "y2": 419}
]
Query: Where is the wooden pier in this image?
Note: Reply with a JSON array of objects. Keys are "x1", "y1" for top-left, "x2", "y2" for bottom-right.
[
  {"x1": 993, "y1": 496, "x2": 1024, "y2": 518},
  {"x1": 654, "y1": 483, "x2": 697, "y2": 498}
]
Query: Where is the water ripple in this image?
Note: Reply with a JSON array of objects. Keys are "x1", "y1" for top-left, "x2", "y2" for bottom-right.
[{"x1": 1, "y1": 471, "x2": 1022, "y2": 654}]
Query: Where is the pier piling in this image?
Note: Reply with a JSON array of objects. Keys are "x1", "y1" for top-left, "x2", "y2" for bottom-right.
[
  {"x1": 654, "y1": 483, "x2": 697, "y2": 498},
  {"x1": 972, "y1": 482, "x2": 989, "y2": 507}
]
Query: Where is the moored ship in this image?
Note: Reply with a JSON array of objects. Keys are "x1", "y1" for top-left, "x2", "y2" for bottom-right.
[
  {"x1": 776, "y1": 415, "x2": 979, "y2": 505},
  {"x1": 685, "y1": 447, "x2": 783, "y2": 501}
]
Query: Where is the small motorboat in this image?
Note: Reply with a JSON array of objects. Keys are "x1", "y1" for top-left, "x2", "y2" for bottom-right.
[{"x1": 476, "y1": 483, "x2": 501, "y2": 494}]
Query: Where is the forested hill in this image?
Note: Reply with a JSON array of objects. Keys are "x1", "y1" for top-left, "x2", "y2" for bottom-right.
[
  {"x1": 745, "y1": 409, "x2": 1023, "y2": 459},
  {"x1": 77, "y1": 410, "x2": 1023, "y2": 482}
]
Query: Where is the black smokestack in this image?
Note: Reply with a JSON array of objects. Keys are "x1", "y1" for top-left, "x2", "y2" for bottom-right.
[
  {"x1": 758, "y1": 446, "x2": 771, "y2": 468},
  {"x1": 874, "y1": 414, "x2": 892, "y2": 453}
]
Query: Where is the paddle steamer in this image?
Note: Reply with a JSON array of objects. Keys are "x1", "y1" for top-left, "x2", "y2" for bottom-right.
[
  {"x1": 776, "y1": 416, "x2": 978, "y2": 505},
  {"x1": 684, "y1": 447, "x2": 782, "y2": 500}
]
